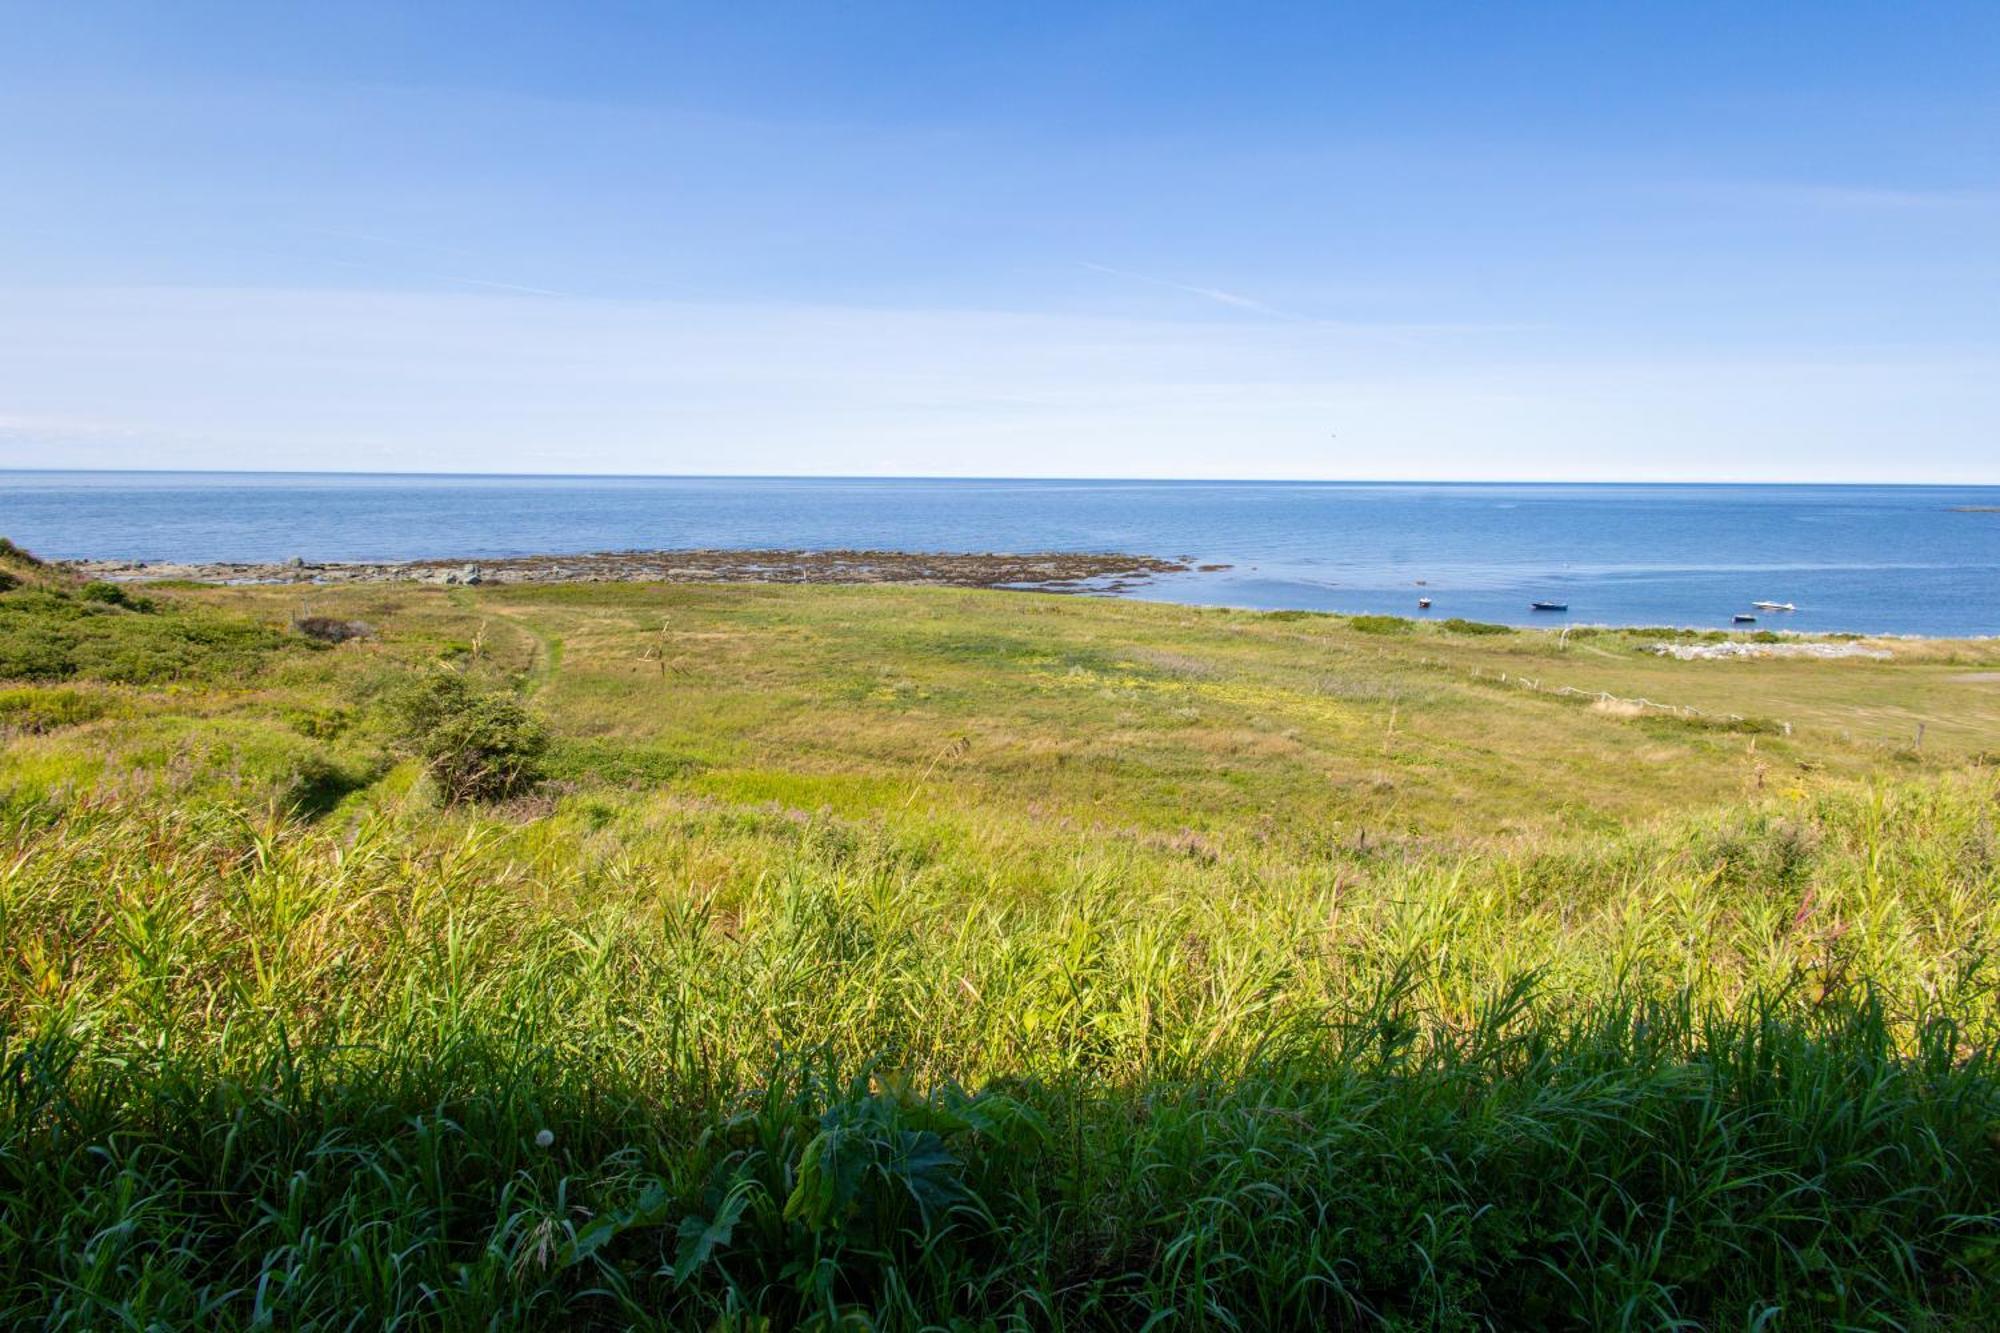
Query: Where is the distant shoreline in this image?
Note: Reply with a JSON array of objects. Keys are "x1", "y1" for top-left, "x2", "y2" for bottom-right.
[
  {"x1": 65, "y1": 547, "x2": 1211, "y2": 593},
  {"x1": 59, "y1": 548, "x2": 1998, "y2": 642},
  {"x1": 16, "y1": 473, "x2": 1996, "y2": 636}
]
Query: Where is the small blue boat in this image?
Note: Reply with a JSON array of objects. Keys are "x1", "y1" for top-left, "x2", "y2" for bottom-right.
[{"x1": 1529, "y1": 601, "x2": 1568, "y2": 612}]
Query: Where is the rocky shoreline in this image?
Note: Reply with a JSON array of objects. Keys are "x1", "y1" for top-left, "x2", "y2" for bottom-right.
[{"x1": 66, "y1": 548, "x2": 1208, "y2": 593}]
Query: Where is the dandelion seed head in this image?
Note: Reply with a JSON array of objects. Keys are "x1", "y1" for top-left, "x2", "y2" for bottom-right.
[{"x1": 534, "y1": 1128, "x2": 554, "y2": 1148}]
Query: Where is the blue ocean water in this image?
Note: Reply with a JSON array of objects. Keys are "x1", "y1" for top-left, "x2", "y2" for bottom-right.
[{"x1": 3, "y1": 472, "x2": 1998, "y2": 636}]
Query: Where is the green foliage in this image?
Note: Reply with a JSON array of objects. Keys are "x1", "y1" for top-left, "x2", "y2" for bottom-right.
[
  {"x1": 1347, "y1": 613, "x2": 1414, "y2": 635},
  {"x1": 274, "y1": 747, "x2": 378, "y2": 816},
  {"x1": 78, "y1": 580, "x2": 150, "y2": 611},
  {"x1": 1, "y1": 784, "x2": 1998, "y2": 1327},
  {"x1": 543, "y1": 736, "x2": 704, "y2": 787},
  {"x1": 388, "y1": 668, "x2": 549, "y2": 803},
  {"x1": 282, "y1": 703, "x2": 353, "y2": 739},
  {"x1": 0, "y1": 685, "x2": 108, "y2": 733},
  {"x1": 0, "y1": 584, "x2": 284, "y2": 684},
  {"x1": 1639, "y1": 710, "x2": 1789, "y2": 737},
  {"x1": 1438, "y1": 616, "x2": 1515, "y2": 635},
  {"x1": 1624, "y1": 625, "x2": 1729, "y2": 641}
]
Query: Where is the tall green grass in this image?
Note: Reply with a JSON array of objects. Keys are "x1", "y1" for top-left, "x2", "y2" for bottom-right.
[{"x1": 4, "y1": 777, "x2": 1998, "y2": 1327}]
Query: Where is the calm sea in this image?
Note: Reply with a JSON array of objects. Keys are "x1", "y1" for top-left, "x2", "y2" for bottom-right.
[{"x1": 4, "y1": 472, "x2": 1998, "y2": 637}]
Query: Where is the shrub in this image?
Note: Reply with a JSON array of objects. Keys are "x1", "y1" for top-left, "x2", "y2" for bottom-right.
[
  {"x1": 1439, "y1": 617, "x2": 1514, "y2": 635},
  {"x1": 1347, "y1": 614, "x2": 1413, "y2": 635},
  {"x1": 283, "y1": 704, "x2": 353, "y2": 739},
  {"x1": 389, "y1": 669, "x2": 548, "y2": 803},
  {"x1": 79, "y1": 580, "x2": 151, "y2": 611},
  {"x1": 0, "y1": 571, "x2": 17, "y2": 594}
]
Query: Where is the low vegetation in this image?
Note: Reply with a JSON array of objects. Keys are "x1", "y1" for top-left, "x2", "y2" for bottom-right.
[
  {"x1": 4, "y1": 552, "x2": 2000, "y2": 1327},
  {"x1": 386, "y1": 666, "x2": 550, "y2": 802},
  {"x1": 0, "y1": 548, "x2": 283, "y2": 685}
]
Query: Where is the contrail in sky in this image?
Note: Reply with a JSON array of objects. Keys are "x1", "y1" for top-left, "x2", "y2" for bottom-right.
[{"x1": 1078, "y1": 260, "x2": 1314, "y2": 322}]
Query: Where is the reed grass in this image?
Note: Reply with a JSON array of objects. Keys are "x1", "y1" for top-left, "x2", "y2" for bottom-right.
[{"x1": 3, "y1": 776, "x2": 1999, "y2": 1328}]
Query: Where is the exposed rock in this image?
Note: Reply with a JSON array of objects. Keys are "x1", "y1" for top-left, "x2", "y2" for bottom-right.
[{"x1": 62, "y1": 548, "x2": 1207, "y2": 593}]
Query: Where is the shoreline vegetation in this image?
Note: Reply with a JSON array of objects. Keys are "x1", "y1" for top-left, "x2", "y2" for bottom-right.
[{"x1": 5, "y1": 535, "x2": 2000, "y2": 1326}]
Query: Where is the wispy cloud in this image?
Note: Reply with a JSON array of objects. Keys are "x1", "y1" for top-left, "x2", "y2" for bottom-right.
[{"x1": 1078, "y1": 261, "x2": 1316, "y2": 322}]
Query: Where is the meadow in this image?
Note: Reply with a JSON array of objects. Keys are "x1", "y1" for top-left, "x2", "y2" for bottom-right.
[{"x1": 4, "y1": 540, "x2": 2000, "y2": 1328}]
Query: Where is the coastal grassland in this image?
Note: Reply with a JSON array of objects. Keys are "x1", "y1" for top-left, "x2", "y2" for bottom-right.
[
  {"x1": 81, "y1": 577, "x2": 2000, "y2": 840},
  {"x1": 4, "y1": 563, "x2": 2000, "y2": 1327}
]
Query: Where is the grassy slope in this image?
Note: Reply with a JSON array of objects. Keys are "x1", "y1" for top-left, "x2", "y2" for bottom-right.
[
  {"x1": 4, "y1": 569, "x2": 2000, "y2": 1327},
  {"x1": 64, "y1": 577, "x2": 2000, "y2": 835}
]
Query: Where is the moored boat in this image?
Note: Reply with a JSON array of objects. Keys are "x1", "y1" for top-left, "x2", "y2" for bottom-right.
[
  {"x1": 1530, "y1": 601, "x2": 1567, "y2": 612},
  {"x1": 1751, "y1": 600, "x2": 1796, "y2": 612}
]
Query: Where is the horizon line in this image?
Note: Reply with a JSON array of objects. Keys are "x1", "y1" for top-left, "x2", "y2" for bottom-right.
[{"x1": 5, "y1": 467, "x2": 2000, "y2": 488}]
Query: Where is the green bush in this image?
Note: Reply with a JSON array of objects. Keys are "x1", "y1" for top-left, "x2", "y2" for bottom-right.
[
  {"x1": 1347, "y1": 614, "x2": 1413, "y2": 635},
  {"x1": 1439, "y1": 617, "x2": 1515, "y2": 635},
  {"x1": 79, "y1": 581, "x2": 150, "y2": 611},
  {"x1": 389, "y1": 669, "x2": 548, "y2": 803}
]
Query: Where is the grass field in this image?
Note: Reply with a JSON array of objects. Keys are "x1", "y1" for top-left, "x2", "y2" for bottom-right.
[{"x1": 5, "y1": 544, "x2": 2000, "y2": 1328}]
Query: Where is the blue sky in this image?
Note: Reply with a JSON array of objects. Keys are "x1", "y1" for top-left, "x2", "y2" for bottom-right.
[{"x1": 1, "y1": 2, "x2": 1995, "y2": 480}]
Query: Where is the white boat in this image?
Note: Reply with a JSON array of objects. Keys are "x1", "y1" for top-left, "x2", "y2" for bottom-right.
[{"x1": 1751, "y1": 601, "x2": 1796, "y2": 612}]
